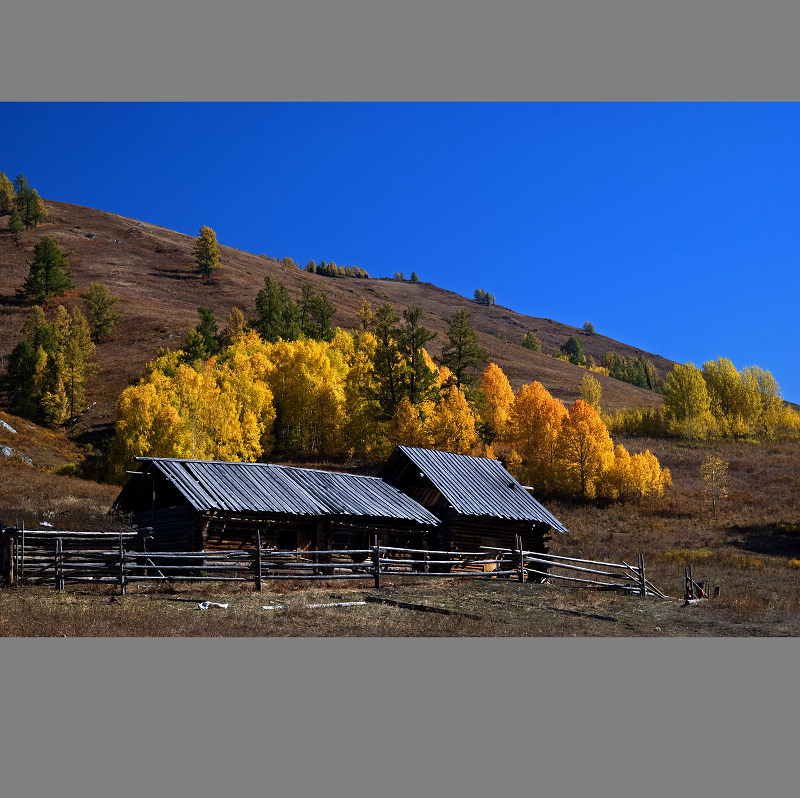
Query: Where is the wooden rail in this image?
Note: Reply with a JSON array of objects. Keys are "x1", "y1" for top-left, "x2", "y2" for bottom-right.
[{"x1": 1, "y1": 529, "x2": 669, "y2": 599}]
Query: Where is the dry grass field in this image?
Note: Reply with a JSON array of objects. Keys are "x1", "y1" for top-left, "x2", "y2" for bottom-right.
[{"x1": 2, "y1": 433, "x2": 799, "y2": 637}]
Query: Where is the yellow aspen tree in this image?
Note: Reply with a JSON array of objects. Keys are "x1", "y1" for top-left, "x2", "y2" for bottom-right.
[
  {"x1": 741, "y1": 365, "x2": 783, "y2": 438},
  {"x1": 628, "y1": 450, "x2": 671, "y2": 501},
  {"x1": 558, "y1": 399, "x2": 614, "y2": 499},
  {"x1": 478, "y1": 362, "x2": 515, "y2": 444},
  {"x1": 663, "y1": 362, "x2": 714, "y2": 440},
  {"x1": 264, "y1": 338, "x2": 346, "y2": 457},
  {"x1": 429, "y1": 384, "x2": 478, "y2": 454},
  {"x1": 579, "y1": 373, "x2": 602, "y2": 411},
  {"x1": 169, "y1": 364, "x2": 211, "y2": 459},
  {"x1": 702, "y1": 358, "x2": 758, "y2": 437},
  {"x1": 602, "y1": 446, "x2": 670, "y2": 502},
  {"x1": 387, "y1": 396, "x2": 432, "y2": 448},
  {"x1": 512, "y1": 381, "x2": 568, "y2": 493},
  {"x1": 108, "y1": 382, "x2": 184, "y2": 482},
  {"x1": 335, "y1": 329, "x2": 384, "y2": 458},
  {"x1": 598, "y1": 444, "x2": 633, "y2": 501},
  {"x1": 215, "y1": 334, "x2": 276, "y2": 459}
]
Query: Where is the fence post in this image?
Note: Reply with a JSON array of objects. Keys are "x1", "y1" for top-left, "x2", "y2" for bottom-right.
[
  {"x1": 4, "y1": 533, "x2": 14, "y2": 586},
  {"x1": 20, "y1": 520, "x2": 24, "y2": 582},
  {"x1": 56, "y1": 537, "x2": 63, "y2": 591},
  {"x1": 118, "y1": 533, "x2": 126, "y2": 596},
  {"x1": 254, "y1": 529, "x2": 263, "y2": 592},
  {"x1": 372, "y1": 535, "x2": 381, "y2": 589},
  {"x1": 517, "y1": 534, "x2": 525, "y2": 583},
  {"x1": 638, "y1": 553, "x2": 646, "y2": 597}
]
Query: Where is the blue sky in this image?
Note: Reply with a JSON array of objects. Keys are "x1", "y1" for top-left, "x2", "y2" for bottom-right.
[{"x1": 4, "y1": 102, "x2": 799, "y2": 401}]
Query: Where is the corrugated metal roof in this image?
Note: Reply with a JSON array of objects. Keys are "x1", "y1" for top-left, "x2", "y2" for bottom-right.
[
  {"x1": 384, "y1": 447, "x2": 568, "y2": 532},
  {"x1": 125, "y1": 458, "x2": 439, "y2": 526}
]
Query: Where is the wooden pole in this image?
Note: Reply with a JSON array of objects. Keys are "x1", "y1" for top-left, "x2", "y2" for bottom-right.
[
  {"x1": 255, "y1": 529, "x2": 263, "y2": 592},
  {"x1": 56, "y1": 538, "x2": 63, "y2": 591},
  {"x1": 118, "y1": 533, "x2": 126, "y2": 596},
  {"x1": 638, "y1": 553, "x2": 646, "y2": 597},
  {"x1": 4, "y1": 533, "x2": 14, "y2": 586},
  {"x1": 517, "y1": 534, "x2": 525, "y2": 583},
  {"x1": 372, "y1": 535, "x2": 381, "y2": 589}
]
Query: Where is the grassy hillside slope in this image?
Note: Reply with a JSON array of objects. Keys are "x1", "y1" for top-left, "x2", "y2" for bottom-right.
[{"x1": 1, "y1": 200, "x2": 670, "y2": 443}]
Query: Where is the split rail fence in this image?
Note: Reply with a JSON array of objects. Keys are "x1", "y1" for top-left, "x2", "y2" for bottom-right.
[{"x1": 1, "y1": 530, "x2": 668, "y2": 599}]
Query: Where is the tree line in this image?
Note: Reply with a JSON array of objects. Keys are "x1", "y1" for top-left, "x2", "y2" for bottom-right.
[
  {"x1": 604, "y1": 358, "x2": 800, "y2": 441},
  {"x1": 107, "y1": 277, "x2": 670, "y2": 503}
]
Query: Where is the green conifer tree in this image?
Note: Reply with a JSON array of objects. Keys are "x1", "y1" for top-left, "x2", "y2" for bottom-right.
[
  {"x1": 17, "y1": 236, "x2": 74, "y2": 305},
  {"x1": 194, "y1": 225, "x2": 220, "y2": 281},
  {"x1": 440, "y1": 308, "x2": 488, "y2": 391}
]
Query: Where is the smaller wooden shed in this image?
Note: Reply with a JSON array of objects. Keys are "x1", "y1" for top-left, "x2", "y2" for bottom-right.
[
  {"x1": 112, "y1": 457, "x2": 440, "y2": 554},
  {"x1": 378, "y1": 446, "x2": 568, "y2": 556}
]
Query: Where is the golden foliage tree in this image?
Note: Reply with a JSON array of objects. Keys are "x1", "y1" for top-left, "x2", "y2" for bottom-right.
[
  {"x1": 702, "y1": 358, "x2": 759, "y2": 438},
  {"x1": 108, "y1": 332, "x2": 276, "y2": 481},
  {"x1": 263, "y1": 337, "x2": 346, "y2": 457},
  {"x1": 334, "y1": 329, "x2": 384, "y2": 459},
  {"x1": 513, "y1": 381, "x2": 568, "y2": 493},
  {"x1": 599, "y1": 444, "x2": 671, "y2": 502},
  {"x1": 557, "y1": 399, "x2": 614, "y2": 499},
  {"x1": 579, "y1": 373, "x2": 602, "y2": 411},
  {"x1": 663, "y1": 362, "x2": 713, "y2": 439},
  {"x1": 387, "y1": 396, "x2": 432, "y2": 449},
  {"x1": 429, "y1": 385, "x2": 478, "y2": 454},
  {"x1": 478, "y1": 363, "x2": 515, "y2": 444},
  {"x1": 61, "y1": 307, "x2": 96, "y2": 417}
]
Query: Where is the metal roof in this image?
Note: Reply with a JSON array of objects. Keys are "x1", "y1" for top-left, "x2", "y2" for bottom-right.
[
  {"x1": 382, "y1": 446, "x2": 568, "y2": 532},
  {"x1": 119, "y1": 458, "x2": 440, "y2": 526}
]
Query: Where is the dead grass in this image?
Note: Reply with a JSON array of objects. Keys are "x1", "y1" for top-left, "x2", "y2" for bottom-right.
[
  {"x1": 0, "y1": 457, "x2": 121, "y2": 530},
  {"x1": 4, "y1": 571, "x2": 799, "y2": 637}
]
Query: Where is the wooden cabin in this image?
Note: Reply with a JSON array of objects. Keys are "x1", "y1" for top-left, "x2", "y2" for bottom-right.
[
  {"x1": 378, "y1": 446, "x2": 568, "y2": 558},
  {"x1": 112, "y1": 457, "x2": 439, "y2": 555}
]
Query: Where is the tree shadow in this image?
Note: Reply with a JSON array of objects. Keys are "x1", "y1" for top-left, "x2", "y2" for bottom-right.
[
  {"x1": 147, "y1": 268, "x2": 194, "y2": 281},
  {"x1": 729, "y1": 522, "x2": 800, "y2": 558}
]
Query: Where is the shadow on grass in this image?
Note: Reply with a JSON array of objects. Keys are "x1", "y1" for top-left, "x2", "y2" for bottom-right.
[{"x1": 730, "y1": 522, "x2": 800, "y2": 558}]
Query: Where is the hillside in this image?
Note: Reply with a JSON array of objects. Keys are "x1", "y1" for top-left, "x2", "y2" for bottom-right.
[{"x1": 0, "y1": 199, "x2": 671, "y2": 445}]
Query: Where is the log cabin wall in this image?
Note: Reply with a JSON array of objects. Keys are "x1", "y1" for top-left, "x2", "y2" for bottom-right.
[{"x1": 112, "y1": 458, "x2": 440, "y2": 555}]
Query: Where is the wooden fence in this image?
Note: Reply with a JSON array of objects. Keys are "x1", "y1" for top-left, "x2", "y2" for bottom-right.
[{"x1": 1, "y1": 530, "x2": 669, "y2": 599}]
